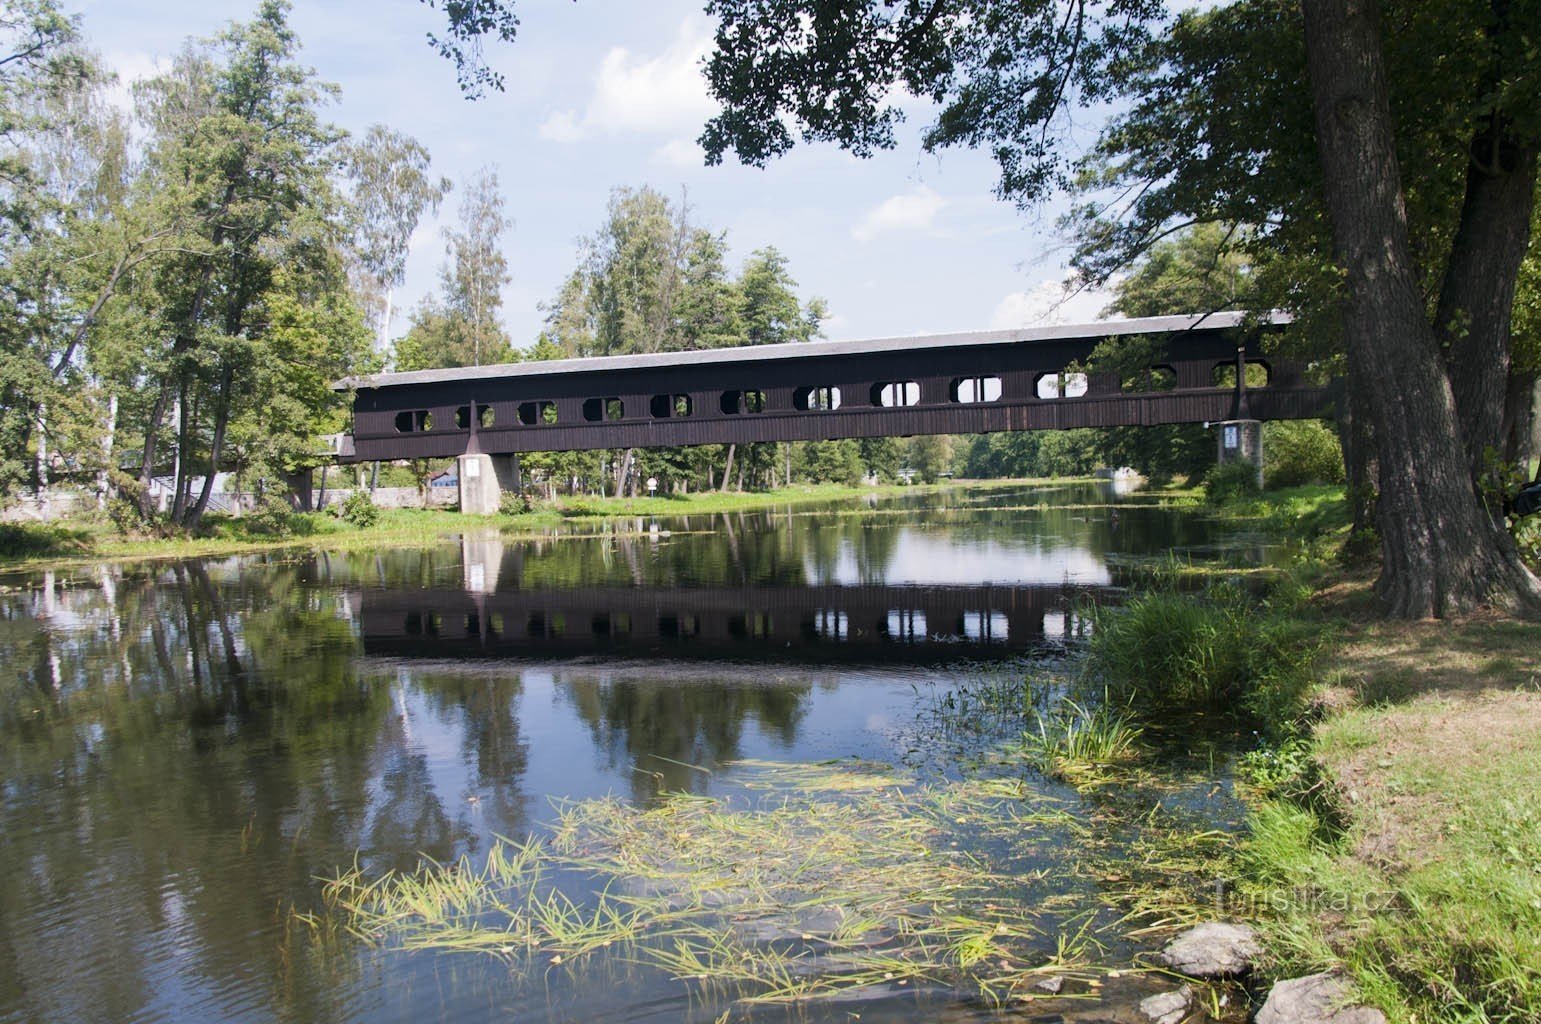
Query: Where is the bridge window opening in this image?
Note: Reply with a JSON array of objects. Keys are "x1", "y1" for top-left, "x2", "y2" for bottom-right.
[
  {"x1": 950, "y1": 376, "x2": 1002, "y2": 404},
  {"x1": 453, "y1": 405, "x2": 498, "y2": 430},
  {"x1": 793, "y1": 385, "x2": 842, "y2": 411},
  {"x1": 583, "y1": 397, "x2": 624, "y2": 422},
  {"x1": 811, "y1": 608, "x2": 849, "y2": 640},
  {"x1": 658, "y1": 613, "x2": 699, "y2": 639},
  {"x1": 720, "y1": 389, "x2": 766, "y2": 415},
  {"x1": 871, "y1": 381, "x2": 921, "y2": 407},
  {"x1": 404, "y1": 611, "x2": 422, "y2": 635},
  {"x1": 962, "y1": 610, "x2": 1008, "y2": 642},
  {"x1": 394, "y1": 409, "x2": 433, "y2": 433},
  {"x1": 488, "y1": 613, "x2": 504, "y2": 637},
  {"x1": 1213, "y1": 361, "x2": 1270, "y2": 388},
  {"x1": 518, "y1": 400, "x2": 557, "y2": 425},
  {"x1": 728, "y1": 611, "x2": 772, "y2": 638},
  {"x1": 885, "y1": 609, "x2": 927, "y2": 642},
  {"x1": 1036, "y1": 372, "x2": 1089, "y2": 399},
  {"x1": 650, "y1": 393, "x2": 693, "y2": 419},
  {"x1": 464, "y1": 613, "x2": 479, "y2": 636}
]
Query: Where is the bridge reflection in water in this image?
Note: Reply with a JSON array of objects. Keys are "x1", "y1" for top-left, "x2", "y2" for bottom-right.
[{"x1": 358, "y1": 581, "x2": 1097, "y2": 664}]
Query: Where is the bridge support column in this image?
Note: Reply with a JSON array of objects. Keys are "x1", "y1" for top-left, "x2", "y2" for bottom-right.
[
  {"x1": 457, "y1": 453, "x2": 500, "y2": 515},
  {"x1": 491, "y1": 453, "x2": 522, "y2": 494},
  {"x1": 1216, "y1": 419, "x2": 1263, "y2": 488}
]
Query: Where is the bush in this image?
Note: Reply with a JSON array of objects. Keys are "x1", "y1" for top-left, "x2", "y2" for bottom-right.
[
  {"x1": 248, "y1": 495, "x2": 303, "y2": 536},
  {"x1": 1084, "y1": 582, "x2": 1322, "y2": 732},
  {"x1": 1264, "y1": 420, "x2": 1345, "y2": 488},
  {"x1": 337, "y1": 491, "x2": 380, "y2": 528},
  {"x1": 500, "y1": 490, "x2": 535, "y2": 515},
  {"x1": 1203, "y1": 460, "x2": 1261, "y2": 503}
]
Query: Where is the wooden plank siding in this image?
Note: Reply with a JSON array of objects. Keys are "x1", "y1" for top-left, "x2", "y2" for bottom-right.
[{"x1": 338, "y1": 315, "x2": 1331, "y2": 462}]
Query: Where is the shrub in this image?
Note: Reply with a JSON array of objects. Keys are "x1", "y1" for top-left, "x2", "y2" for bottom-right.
[
  {"x1": 1264, "y1": 420, "x2": 1345, "y2": 488},
  {"x1": 1084, "y1": 582, "x2": 1322, "y2": 732},
  {"x1": 500, "y1": 490, "x2": 535, "y2": 515},
  {"x1": 248, "y1": 495, "x2": 299, "y2": 536},
  {"x1": 337, "y1": 491, "x2": 380, "y2": 528},
  {"x1": 1203, "y1": 460, "x2": 1261, "y2": 504},
  {"x1": 1020, "y1": 696, "x2": 1145, "y2": 784}
]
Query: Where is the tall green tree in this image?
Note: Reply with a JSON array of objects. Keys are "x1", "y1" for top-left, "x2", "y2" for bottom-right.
[
  {"x1": 133, "y1": 0, "x2": 365, "y2": 528},
  {"x1": 342, "y1": 124, "x2": 451, "y2": 352}
]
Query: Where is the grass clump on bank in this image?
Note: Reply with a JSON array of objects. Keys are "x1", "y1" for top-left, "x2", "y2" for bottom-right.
[{"x1": 1082, "y1": 579, "x2": 1325, "y2": 732}]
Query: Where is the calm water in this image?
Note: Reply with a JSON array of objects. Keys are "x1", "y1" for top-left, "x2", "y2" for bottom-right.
[{"x1": 0, "y1": 484, "x2": 1268, "y2": 1024}]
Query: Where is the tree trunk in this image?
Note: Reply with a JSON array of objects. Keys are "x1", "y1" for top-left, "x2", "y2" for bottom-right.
[
  {"x1": 719, "y1": 444, "x2": 736, "y2": 493},
  {"x1": 98, "y1": 393, "x2": 118, "y2": 510},
  {"x1": 1336, "y1": 377, "x2": 1379, "y2": 545},
  {"x1": 139, "y1": 383, "x2": 169, "y2": 517},
  {"x1": 1502, "y1": 373, "x2": 1541, "y2": 479},
  {"x1": 1438, "y1": 130, "x2": 1537, "y2": 477},
  {"x1": 186, "y1": 369, "x2": 234, "y2": 531},
  {"x1": 171, "y1": 383, "x2": 191, "y2": 523},
  {"x1": 34, "y1": 403, "x2": 49, "y2": 515},
  {"x1": 1301, "y1": 0, "x2": 1540, "y2": 617}
]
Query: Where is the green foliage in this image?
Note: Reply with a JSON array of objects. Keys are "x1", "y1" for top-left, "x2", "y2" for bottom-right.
[
  {"x1": 1203, "y1": 461, "x2": 1260, "y2": 504},
  {"x1": 1264, "y1": 420, "x2": 1344, "y2": 489},
  {"x1": 1020, "y1": 697, "x2": 1146, "y2": 785},
  {"x1": 0, "y1": 521, "x2": 90, "y2": 559},
  {"x1": 499, "y1": 490, "x2": 535, "y2": 515},
  {"x1": 336, "y1": 491, "x2": 379, "y2": 528},
  {"x1": 1084, "y1": 582, "x2": 1322, "y2": 731}
]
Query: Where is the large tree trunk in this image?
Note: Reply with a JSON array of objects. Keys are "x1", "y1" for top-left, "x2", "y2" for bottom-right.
[
  {"x1": 719, "y1": 444, "x2": 736, "y2": 493},
  {"x1": 1301, "y1": 0, "x2": 1540, "y2": 617},
  {"x1": 139, "y1": 383, "x2": 170, "y2": 517},
  {"x1": 1502, "y1": 373, "x2": 1541, "y2": 479},
  {"x1": 1438, "y1": 130, "x2": 1537, "y2": 477},
  {"x1": 1334, "y1": 376, "x2": 1379, "y2": 547},
  {"x1": 185, "y1": 366, "x2": 234, "y2": 530}
]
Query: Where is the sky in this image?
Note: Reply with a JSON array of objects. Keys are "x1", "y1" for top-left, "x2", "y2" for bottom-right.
[{"x1": 77, "y1": 0, "x2": 1118, "y2": 349}]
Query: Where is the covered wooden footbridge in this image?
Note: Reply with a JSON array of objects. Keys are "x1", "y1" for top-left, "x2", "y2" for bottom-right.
[{"x1": 329, "y1": 312, "x2": 1330, "y2": 508}]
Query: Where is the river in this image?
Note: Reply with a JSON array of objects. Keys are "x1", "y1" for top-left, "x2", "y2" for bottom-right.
[{"x1": 0, "y1": 483, "x2": 1271, "y2": 1023}]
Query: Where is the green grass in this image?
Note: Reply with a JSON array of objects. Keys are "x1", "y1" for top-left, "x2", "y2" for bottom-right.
[
  {"x1": 1019, "y1": 697, "x2": 1146, "y2": 786},
  {"x1": 1081, "y1": 581, "x2": 1325, "y2": 731}
]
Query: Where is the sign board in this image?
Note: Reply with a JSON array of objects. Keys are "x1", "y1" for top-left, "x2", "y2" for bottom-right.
[
  {"x1": 1223, "y1": 425, "x2": 1239, "y2": 450},
  {"x1": 646, "y1": 477, "x2": 658, "y2": 494},
  {"x1": 464, "y1": 458, "x2": 480, "y2": 478}
]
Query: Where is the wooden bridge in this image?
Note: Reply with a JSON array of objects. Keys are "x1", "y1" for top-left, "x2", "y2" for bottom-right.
[{"x1": 333, "y1": 312, "x2": 1329, "y2": 464}]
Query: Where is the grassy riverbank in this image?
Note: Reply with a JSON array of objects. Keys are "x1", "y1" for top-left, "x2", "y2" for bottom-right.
[
  {"x1": 0, "y1": 478, "x2": 1049, "y2": 573},
  {"x1": 1133, "y1": 485, "x2": 1541, "y2": 1022}
]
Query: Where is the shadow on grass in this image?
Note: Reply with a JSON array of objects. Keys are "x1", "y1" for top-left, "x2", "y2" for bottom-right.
[{"x1": 0, "y1": 522, "x2": 94, "y2": 560}]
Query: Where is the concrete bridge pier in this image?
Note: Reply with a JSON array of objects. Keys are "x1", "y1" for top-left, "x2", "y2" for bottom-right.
[
  {"x1": 1216, "y1": 419, "x2": 1263, "y2": 488},
  {"x1": 457, "y1": 453, "x2": 500, "y2": 515}
]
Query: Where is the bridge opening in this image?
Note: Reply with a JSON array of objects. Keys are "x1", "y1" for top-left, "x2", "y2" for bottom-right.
[
  {"x1": 454, "y1": 405, "x2": 495, "y2": 429},
  {"x1": 885, "y1": 609, "x2": 927, "y2": 642},
  {"x1": 721, "y1": 389, "x2": 766, "y2": 414},
  {"x1": 950, "y1": 376, "x2": 1002, "y2": 403},
  {"x1": 872, "y1": 381, "x2": 920, "y2": 407},
  {"x1": 394, "y1": 410, "x2": 433, "y2": 432},
  {"x1": 658, "y1": 612, "x2": 700, "y2": 639},
  {"x1": 518, "y1": 400, "x2": 557, "y2": 425},
  {"x1": 1035, "y1": 372, "x2": 1089, "y2": 399},
  {"x1": 793, "y1": 385, "x2": 842, "y2": 411},
  {"x1": 583, "y1": 397, "x2": 624, "y2": 422},
  {"x1": 650, "y1": 393, "x2": 692, "y2": 418},
  {"x1": 1214, "y1": 361, "x2": 1270, "y2": 388}
]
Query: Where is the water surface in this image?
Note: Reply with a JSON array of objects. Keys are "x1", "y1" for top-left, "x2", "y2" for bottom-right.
[{"x1": 0, "y1": 483, "x2": 1266, "y2": 1023}]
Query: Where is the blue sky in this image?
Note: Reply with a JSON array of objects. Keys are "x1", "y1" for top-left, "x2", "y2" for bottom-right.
[{"x1": 80, "y1": 0, "x2": 1116, "y2": 348}]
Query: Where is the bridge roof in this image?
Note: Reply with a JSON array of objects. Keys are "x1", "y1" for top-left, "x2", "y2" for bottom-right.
[{"x1": 337, "y1": 310, "x2": 1287, "y2": 391}]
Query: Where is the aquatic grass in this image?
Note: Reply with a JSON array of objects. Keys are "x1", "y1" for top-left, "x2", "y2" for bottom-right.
[
  {"x1": 1020, "y1": 697, "x2": 1146, "y2": 786},
  {"x1": 317, "y1": 758, "x2": 1167, "y2": 1005}
]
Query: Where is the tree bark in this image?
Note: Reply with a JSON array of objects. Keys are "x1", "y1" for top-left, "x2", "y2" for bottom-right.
[
  {"x1": 186, "y1": 364, "x2": 234, "y2": 530},
  {"x1": 719, "y1": 443, "x2": 736, "y2": 493},
  {"x1": 1438, "y1": 131, "x2": 1537, "y2": 476},
  {"x1": 1502, "y1": 373, "x2": 1541, "y2": 479},
  {"x1": 139, "y1": 383, "x2": 170, "y2": 516},
  {"x1": 1301, "y1": 0, "x2": 1540, "y2": 616}
]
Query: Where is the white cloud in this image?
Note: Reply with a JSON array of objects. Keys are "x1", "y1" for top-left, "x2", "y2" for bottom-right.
[
  {"x1": 651, "y1": 137, "x2": 704, "y2": 168},
  {"x1": 989, "y1": 278, "x2": 1121, "y2": 329},
  {"x1": 851, "y1": 186, "x2": 948, "y2": 243},
  {"x1": 538, "y1": 18, "x2": 716, "y2": 143}
]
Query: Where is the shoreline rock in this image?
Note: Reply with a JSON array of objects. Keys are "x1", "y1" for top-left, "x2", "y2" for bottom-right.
[{"x1": 1156, "y1": 922, "x2": 1263, "y2": 978}]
